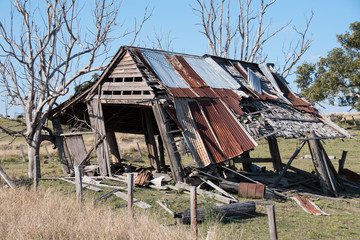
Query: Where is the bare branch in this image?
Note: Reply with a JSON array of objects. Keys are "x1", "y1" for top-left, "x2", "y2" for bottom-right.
[{"x1": 280, "y1": 10, "x2": 313, "y2": 77}]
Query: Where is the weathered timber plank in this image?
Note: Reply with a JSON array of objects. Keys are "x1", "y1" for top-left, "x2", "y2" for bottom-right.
[
  {"x1": 106, "y1": 129, "x2": 121, "y2": 163},
  {"x1": 59, "y1": 178, "x2": 102, "y2": 192},
  {"x1": 100, "y1": 94, "x2": 154, "y2": 100},
  {"x1": 143, "y1": 109, "x2": 160, "y2": 171},
  {"x1": 52, "y1": 118, "x2": 72, "y2": 175},
  {"x1": 113, "y1": 191, "x2": 152, "y2": 209},
  {"x1": 87, "y1": 99, "x2": 111, "y2": 176},
  {"x1": 65, "y1": 135, "x2": 88, "y2": 166}
]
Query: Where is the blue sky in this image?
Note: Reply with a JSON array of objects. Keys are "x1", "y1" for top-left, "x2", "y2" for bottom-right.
[{"x1": 0, "y1": 0, "x2": 359, "y2": 115}]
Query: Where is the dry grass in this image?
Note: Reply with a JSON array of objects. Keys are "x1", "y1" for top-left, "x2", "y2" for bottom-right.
[{"x1": 0, "y1": 187, "x2": 195, "y2": 240}]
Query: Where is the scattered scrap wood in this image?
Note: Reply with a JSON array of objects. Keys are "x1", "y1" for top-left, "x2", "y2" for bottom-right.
[
  {"x1": 59, "y1": 178, "x2": 102, "y2": 192},
  {"x1": 175, "y1": 182, "x2": 236, "y2": 204},
  {"x1": 113, "y1": 191, "x2": 152, "y2": 209},
  {"x1": 200, "y1": 177, "x2": 238, "y2": 202},
  {"x1": 80, "y1": 176, "x2": 126, "y2": 190},
  {"x1": 134, "y1": 169, "x2": 152, "y2": 187},
  {"x1": 291, "y1": 195, "x2": 329, "y2": 216},
  {"x1": 174, "y1": 201, "x2": 256, "y2": 224}
]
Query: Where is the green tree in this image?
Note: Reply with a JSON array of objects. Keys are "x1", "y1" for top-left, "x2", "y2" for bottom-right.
[{"x1": 295, "y1": 22, "x2": 360, "y2": 110}]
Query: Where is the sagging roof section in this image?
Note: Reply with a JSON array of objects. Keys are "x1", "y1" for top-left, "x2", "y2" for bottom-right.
[{"x1": 51, "y1": 46, "x2": 351, "y2": 169}]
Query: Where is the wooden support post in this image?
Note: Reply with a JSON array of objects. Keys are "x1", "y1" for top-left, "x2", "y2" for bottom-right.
[
  {"x1": 158, "y1": 135, "x2": 165, "y2": 170},
  {"x1": 106, "y1": 129, "x2": 121, "y2": 163},
  {"x1": 267, "y1": 136, "x2": 283, "y2": 173},
  {"x1": 52, "y1": 118, "x2": 72, "y2": 176},
  {"x1": 74, "y1": 165, "x2": 82, "y2": 204},
  {"x1": 128, "y1": 173, "x2": 134, "y2": 219},
  {"x1": 267, "y1": 205, "x2": 278, "y2": 240},
  {"x1": 87, "y1": 99, "x2": 111, "y2": 176},
  {"x1": 190, "y1": 186, "x2": 198, "y2": 240},
  {"x1": 240, "y1": 151, "x2": 252, "y2": 171},
  {"x1": 152, "y1": 102, "x2": 184, "y2": 182},
  {"x1": 19, "y1": 144, "x2": 27, "y2": 162},
  {"x1": 338, "y1": 151, "x2": 348, "y2": 174},
  {"x1": 272, "y1": 141, "x2": 306, "y2": 187},
  {"x1": 143, "y1": 109, "x2": 161, "y2": 172},
  {"x1": 308, "y1": 132, "x2": 337, "y2": 196}
]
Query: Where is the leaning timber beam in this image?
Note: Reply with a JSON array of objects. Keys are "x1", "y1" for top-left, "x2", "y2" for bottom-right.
[
  {"x1": 152, "y1": 101, "x2": 184, "y2": 182},
  {"x1": 267, "y1": 136, "x2": 283, "y2": 173}
]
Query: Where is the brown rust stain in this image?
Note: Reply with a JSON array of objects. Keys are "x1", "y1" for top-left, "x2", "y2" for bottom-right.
[{"x1": 166, "y1": 55, "x2": 208, "y2": 88}]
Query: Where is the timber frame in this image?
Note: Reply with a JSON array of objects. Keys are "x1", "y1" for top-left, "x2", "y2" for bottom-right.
[{"x1": 48, "y1": 46, "x2": 351, "y2": 191}]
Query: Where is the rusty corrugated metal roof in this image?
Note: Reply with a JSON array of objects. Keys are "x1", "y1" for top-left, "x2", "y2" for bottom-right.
[
  {"x1": 188, "y1": 101, "x2": 226, "y2": 163},
  {"x1": 174, "y1": 98, "x2": 212, "y2": 167}
]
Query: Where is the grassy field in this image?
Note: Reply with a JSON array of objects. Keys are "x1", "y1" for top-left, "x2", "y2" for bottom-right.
[{"x1": 0, "y1": 118, "x2": 360, "y2": 239}]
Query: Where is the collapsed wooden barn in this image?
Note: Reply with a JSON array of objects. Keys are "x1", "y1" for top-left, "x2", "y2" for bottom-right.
[{"x1": 49, "y1": 46, "x2": 351, "y2": 196}]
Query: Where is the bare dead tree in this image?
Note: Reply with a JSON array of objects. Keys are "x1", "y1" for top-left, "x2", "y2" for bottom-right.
[
  {"x1": 192, "y1": 0, "x2": 238, "y2": 58},
  {"x1": 0, "y1": 0, "x2": 151, "y2": 180},
  {"x1": 280, "y1": 11, "x2": 314, "y2": 78},
  {"x1": 145, "y1": 28, "x2": 174, "y2": 51},
  {"x1": 192, "y1": 0, "x2": 313, "y2": 75}
]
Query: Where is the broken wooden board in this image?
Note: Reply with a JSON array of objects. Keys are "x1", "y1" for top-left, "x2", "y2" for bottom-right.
[
  {"x1": 113, "y1": 191, "x2": 152, "y2": 209},
  {"x1": 82, "y1": 176, "x2": 126, "y2": 190},
  {"x1": 59, "y1": 178, "x2": 102, "y2": 192},
  {"x1": 175, "y1": 182, "x2": 236, "y2": 204}
]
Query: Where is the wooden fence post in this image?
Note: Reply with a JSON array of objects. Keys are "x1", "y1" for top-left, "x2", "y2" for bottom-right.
[
  {"x1": 191, "y1": 186, "x2": 198, "y2": 240},
  {"x1": 19, "y1": 144, "x2": 26, "y2": 162},
  {"x1": 74, "y1": 165, "x2": 83, "y2": 204},
  {"x1": 266, "y1": 205, "x2": 278, "y2": 240},
  {"x1": 128, "y1": 173, "x2": 134, "y2": 219}
]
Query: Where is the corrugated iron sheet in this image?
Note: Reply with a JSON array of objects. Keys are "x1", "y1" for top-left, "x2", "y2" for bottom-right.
[
  {"x1": 183, "y1": 56, "x2": 241, "y2": 89},
  {"x1": 139, "y1": 49, "x2": 189, "y2": 88},
  {"x1": 248, "y1": 68, "x2": 262, "y2": 94},
  {"x1": 272, "y1": 72, "x2": 317, "y2": 115},
  {"x1": 168, "y1": 87, "x2": 198, "y2": 98},
  {"x1": 188, "y1": 101, "x2": 226, "y2": 163},
  {"x1": 166, "y1": 55, "x2": 208, "y2": 87},
  {"x1": 198, "y1": 99, "x2": 256, "y2": 160},
  {"x1": 174, "y1": 98, "x2": 212, "y2": 167},
  {"x1": 259, "y1": 63, "x2": 293, "y2": 105}
]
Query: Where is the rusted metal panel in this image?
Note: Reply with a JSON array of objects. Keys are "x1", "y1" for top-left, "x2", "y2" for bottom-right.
[
  {"x1": 291, "y1": 196, "x2": 329, "y2": 215},
  {"x1": 220, "y1": 97, "x2": 244, "y2": 116},
  {"x1": 174, "y1": 98, "x2": 212, "y2": 167},
  {"x1": 166, "y1": 55, "x2": 208, "y2": 88},
  {"x1": 192, "y1": 87, "x2": 218, "y2": 98},
  {"x1": 199, "y1": 99, "x2": 256, "y2": 160},
  {"x1": 188, "y1": 101, "x2": 226, "y2": 163},
  {"x1": 272, "y1": 72, "x2": 317, "y2": 115},
  {"x1": 238, "y1": 183, "x2": 265, "y2": 199},
  {"x1": 168, "y1": 87, "x2": 198, "y2": 98}
]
